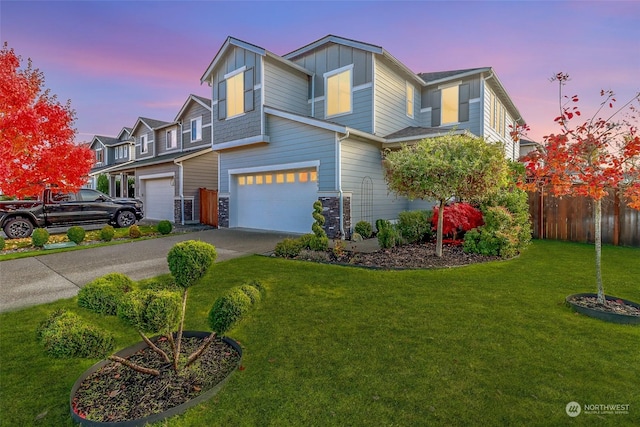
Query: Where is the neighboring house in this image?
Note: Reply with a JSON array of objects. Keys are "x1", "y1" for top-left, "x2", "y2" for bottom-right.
[
  {"x1": 88, "y1": 95, "x2": 217, "y2": 224},
  {"x1": 87, "y1": 127, "x2": 135, "y2": 195},
  {"x1": 199, "y1": 35, "x2": 526, "y2": 237},
  {"x1": 519, "y1": 138, "x2": 541, "y2": 159}
]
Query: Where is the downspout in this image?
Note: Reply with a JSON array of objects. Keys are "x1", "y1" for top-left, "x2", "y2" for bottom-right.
[
  {"x1": 177, "y1": 160, "x2": 185, "y2": 225},
  {"x1": 337, "y1": 130, "x2": 350, "y2": 239}
]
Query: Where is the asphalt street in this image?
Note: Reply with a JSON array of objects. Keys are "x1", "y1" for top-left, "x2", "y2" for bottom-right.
[{"x1": 0, "y1": 228, "x2": 294, "y2": 313}]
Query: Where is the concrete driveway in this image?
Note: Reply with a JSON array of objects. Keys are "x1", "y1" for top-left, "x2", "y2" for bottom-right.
[{"x1": 0, "y1": 228, "x2": 294, "y2": 313}]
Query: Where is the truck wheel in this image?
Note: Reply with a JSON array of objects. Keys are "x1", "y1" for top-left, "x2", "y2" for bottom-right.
[
  {"x1": 115, "y1": 210, "x2": 136, "y2": 228},
  {"x1": 3, "y1": 217, "x2": 34, "y2": 239}
]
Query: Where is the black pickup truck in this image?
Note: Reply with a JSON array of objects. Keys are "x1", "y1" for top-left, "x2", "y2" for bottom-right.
[{"x1": 0, "y1": 188, "x2": 144, "y2": 239}]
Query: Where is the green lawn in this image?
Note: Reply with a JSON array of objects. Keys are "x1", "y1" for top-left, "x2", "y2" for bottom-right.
[{"x1": 1, "y1": 240, "x2": 639, "y2": 426}]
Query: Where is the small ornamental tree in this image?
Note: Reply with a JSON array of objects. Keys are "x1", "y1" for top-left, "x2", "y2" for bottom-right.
[
  {"x1": 0, "y1": 44, "x2": 94, "y2": 198},
  {"x1": 521, "y1": 73, "x2": 640, "y2": 305},
  {"x1": 383, "y1": 133, "x2": 508, "y2": 256}
]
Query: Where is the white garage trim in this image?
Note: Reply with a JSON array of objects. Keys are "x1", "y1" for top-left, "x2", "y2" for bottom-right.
[
  {"x1": 228, "y1": 160, "x2": 320, "y2": 176},
  {"x1": 140, "y1": 177, "x2": 175, "y2": 222},
  {"x1": 138, "y1": 172, "x2": 175, "y2": 180}
]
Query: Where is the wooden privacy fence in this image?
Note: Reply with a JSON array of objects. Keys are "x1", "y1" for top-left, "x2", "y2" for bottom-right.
[
  {"x1": 199, "y1": 188, "x2": 218, "y2": 227},
  {"x1": 528, "y1": 189, "x2": 640, "y2": 247}
]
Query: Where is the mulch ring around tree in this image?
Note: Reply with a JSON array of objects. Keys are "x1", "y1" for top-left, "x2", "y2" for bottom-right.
[
  {"x1": 300, "y1": 242, "x2": 503, "y2": 269},
  {"x1": 72, "y1": 336, "x2": 241, "y2": 423},
  {"x1": 570, "y1": 295, "x2": 640, "y2": 317}
]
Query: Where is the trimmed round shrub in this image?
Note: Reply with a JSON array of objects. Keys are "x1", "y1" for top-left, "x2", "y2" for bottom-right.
[
  {"x1": 31, "y1": 228, "x2": 49, "y2": 247},
  {"x1": 247, "y1": 280, "x2": 266, "y2": 296},
  {"x1": 67, "y1": 226, "x2": 86, "y2": 244},
  {"x1": 157, "y1": 220, "x2": 172, "y2": 235},
  {"x1": 99, "y1": 225, "x2": 115, "y2": 242},
  {"x1": 354, "y1": 221, "x2": 373, "y2": 239},
  {"x1": 309, "y1": 235, "x2": 329, "y2": 251},
  {"x1": 167, "y1": 240, "x2": 217, "y2": 289},
  {"x1": 0, "y1": 236, "x2": 5, "y2": 250},
  {"x1": 117, "y1": 289, "x2": 182, "y2": 334},
  {"x1": 128, "y1": 224, "x2": 142, "y2": 238},
  {"x1": 240, "y1": 284, "x2": 261, "y2": 304},
  {"x1": 36, "y1": 310, "x2": 115, "y2": 358},
  {"x1": 274, "y1": 238, "x2": 303, "y2": 258},
  {"x1": 298, "y1": 233, "x2": 315, "y2": 250},
  {"x1": 208, "y1": 288, "x2": 252, "y2": 335},
  {"x1": 77, "y1": 273, "x2": 136, "y2": 315}
]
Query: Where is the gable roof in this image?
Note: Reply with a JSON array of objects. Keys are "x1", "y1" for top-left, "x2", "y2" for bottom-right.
[
  {"x1": 284, "y1": 34, "x2": 425, "y2": 87},
  {"x1": 131, "y1": 117, "x2": 173, "y2": 134},
  {"x1": 174, "y1": 94, "x2": 212, "y2": 121},
  {"x1": 200, "y1": 36, "x2": 311, "y2": 84}
]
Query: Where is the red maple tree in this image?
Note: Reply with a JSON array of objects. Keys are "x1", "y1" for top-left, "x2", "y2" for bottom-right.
[
  {"x1": 521, "y1": 73, "x2": 640, "y2": 305},
  {"x1": 0, "y1": 43, "x2": 94, "y2": 198}
]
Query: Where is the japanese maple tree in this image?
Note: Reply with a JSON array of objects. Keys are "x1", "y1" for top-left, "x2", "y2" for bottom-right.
[
  {"x1": 521, "y1": 73, "x2": 640, "y2": 305},
  {"x1": 0, "y1": 43, "x2": 94, "y2": 198}
]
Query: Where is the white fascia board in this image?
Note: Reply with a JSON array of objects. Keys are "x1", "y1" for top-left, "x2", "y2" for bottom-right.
[
  {"x1": 174, "y1": 95, "x2": 212, "y2": 121},
  {"x1": 264, "y1": 107, "x2": 346, "y2": 134},
  {"x1": 212, "y1": 135, "x2": 270, "y2": 151},
  {"x1": 380, "y1": 49, "x2": 426, "y2": 87},
  {"x1": 425, "y1": 68, "x2": 491, "y2": 87},
  {"x1": 174, "y1": 147, "x2": 213, "y2": 163},
  {"x1": 265, "y1": 51, "x2": 313, "y2": 76},
  {"x1": 384, "y1": 128, "x2": 467, "y2": 145},
  {"x1": 201, "y1": 36, "x2": 266, "y2": 83},
  {"x1": 88, "y1": 161, "x2": 135, "y2": 176},
  {"x1": 284, "y1": 35, "x2": 383, "y2": 59}
]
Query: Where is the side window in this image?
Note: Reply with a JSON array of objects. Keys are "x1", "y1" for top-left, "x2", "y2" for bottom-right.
[
  {"x1": 325, "y1": 66, "x2": 352, "y2": 118},
  {"x1": 140, "y1": 134, "x2": 148, "y2": 153},
  {"x1": 406, "y1": 82, "x2": 414, "y2": 118},
  {"x1": 191, "y1": 117, "x2": 202, "y2": 142}
]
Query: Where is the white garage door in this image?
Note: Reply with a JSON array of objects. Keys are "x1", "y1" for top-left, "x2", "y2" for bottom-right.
[
  {"x1": 236, "y1": 169, "x2": 318, "y2": 233},
  {"x1": 144, "y1": 178, "x2": 174, "y2": 221}
]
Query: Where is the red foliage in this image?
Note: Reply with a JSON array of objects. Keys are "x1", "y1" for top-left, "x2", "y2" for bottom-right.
[
  {"x1": 520, "y1": 72, "x2": 640, "y2": 210},
  {"x1": 0, "y1": 44, "x2": 94, "y2": 198},
  {"x1": 432, "y1": 202, "x2": 483, "y2": 238}
]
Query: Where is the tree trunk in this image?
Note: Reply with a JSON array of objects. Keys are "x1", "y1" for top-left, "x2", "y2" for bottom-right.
[
  {"x1": 139, "y1": 331, "x2": 170, "y2": 363},
  {"x1": 109, "y1": 355, "x2": 159, "y2": 376},
  {"x1": 436, "y1": 199, "x2": 445, "y2": 257},
  {"x1": 595, "y1": 198, "x2": 605, "y2": 305},
  {"x1": 184, "y1": 332, "x2": 217, "y2": 369},
  {"x1": 173, "y1": 289, "x2": 189, "y2": 372}
]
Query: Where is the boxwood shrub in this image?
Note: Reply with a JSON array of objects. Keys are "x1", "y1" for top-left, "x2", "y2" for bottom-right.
[
  {"x1": 99, "y1": 225, "x2": 115, "y2": 242},
  {"x1": 239, "y1": 284, "x2": 261, "y2": 304},
  {"x1": 167, "y1": 240, "x2": 217, "y2": 289},
  {"x1": 274, "y1": 237, "x2": 303, "y2": 258},
  {"x1": 128, "y1": 224, "x2": 142, "y2": 238},
  {"x1": 67, "y1": 226, "x2": 86, "y2": 244},
  {"x1": 117, "y1": 289, "x2": 182, "y2": 335},
  {"x1": 208, "y1": 288, "x2": 252, "y2": 335},
  {"x1": 31, "y1": 228, "x2": 49, "y2": 247},
  {"x1": 77, "y1": 273, "x2": 136, "y2": 315},
  {"x1": 0, "y1": 236, "x2": 5, "y2": 250},
  {"x1": 157, "y1": 220, "x2": 172, "y2": 235},
  {"x1": 354, "y1": 221, "x2": 373, "y2": 239},
  {"x1": 398, "y1": 210, "x2": 433, "y2": 244},
  {"x1": 36, "y1": 309, "x2": 115, "y2": 358}
]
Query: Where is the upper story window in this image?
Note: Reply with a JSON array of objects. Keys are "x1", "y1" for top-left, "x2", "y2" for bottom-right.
[
  {"x1": 325, "y1": 65, "x2": 352, "y2": 118},
  {"x1": 406, "y1": 82, "x2": 414, "y2": 118},
  {"x1": 218, "y1": 67, "x2": 255, "y2": 120},
  {"x1": 489, "y1": 90, "x2": 506, "y2": 137},
  {"x1": 96, "y1": 149, "x2": 103, "y2": 164},
  {"x1": 191, "y1": 117, "x2": 202, "y2": 142},
  {"x1": 115, "y1": 147, "x2": 120, "y2": 160},
  {"x1": 140, "y1": 134, "x2": 148, "y2": 153},
  {"x1": 166, "y1": 129, "x2": 177, "y2": 149},
  {"x1": 441, "y1": 85, "x2": 459, "y2": 124}
]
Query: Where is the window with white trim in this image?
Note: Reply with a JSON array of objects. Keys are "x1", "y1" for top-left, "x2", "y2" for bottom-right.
[
  {"x1": 166, "y1": 129, "x2": 177, "y2": 149},
  {"x1": 96, "y1": 149, "x2": 103, "y2": 164},
  {"x1": 140, "y1": 134, "x2": 148, "y2": 153},
  {"x1": 191, "y1": 117, "x2": 202, "y2": 142},
  {"x1": 325, "y1": 66, "x2": 352, "y2": 117},
  {"x1": 406, "y1": 82, "x2": 414, "y2": 118},
  {"x1": 441, "y1": 85, "x2": 459, "y2": 124}
]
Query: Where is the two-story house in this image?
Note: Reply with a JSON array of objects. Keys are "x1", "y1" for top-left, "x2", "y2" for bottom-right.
[
  {"x1": 88, "y1": 127, "x2": 135, "y2": 196},
  {"x1": 200, "y1": 35, "x2": 525, "y2": 237},
  {"x1": 88, "y1": 94, "x2": 217, "y2": 224}
]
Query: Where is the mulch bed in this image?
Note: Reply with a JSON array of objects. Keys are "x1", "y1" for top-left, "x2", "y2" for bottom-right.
[
  {"x1": 300, "y1": 241, "x2": 502, "y2": 269},
  {"x1": 570, "y1": 296, "x2": 640, "y2": 317},
  {"x1": 72, "y1": 336, "x2": 240, "y2": 423}
]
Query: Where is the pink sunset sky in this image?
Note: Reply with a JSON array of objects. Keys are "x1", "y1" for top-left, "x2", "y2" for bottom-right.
[{"x1": 2, "y1": 0, "x2": 638, "y2": 144}]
